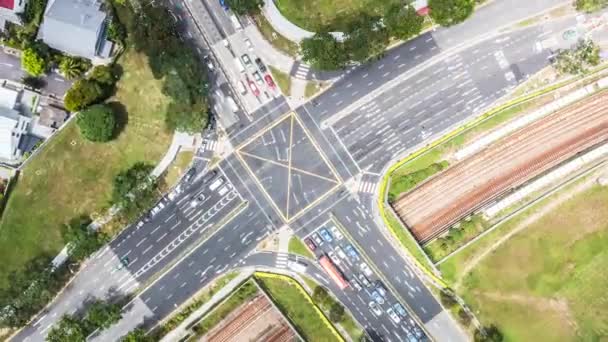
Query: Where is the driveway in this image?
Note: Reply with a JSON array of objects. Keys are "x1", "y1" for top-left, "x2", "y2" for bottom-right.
[{"x1": 0, "y1": 48, "x2": 72, "y2": 97}]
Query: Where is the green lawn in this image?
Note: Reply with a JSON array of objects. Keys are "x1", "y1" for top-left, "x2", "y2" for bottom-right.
[
  {"x1": 0, "y1": 49, "x2": 172, "y2": 289},
  {"x1": 288, "y1": 236, "x2": 314, "y2": 259},
  {"x1": 162, "y1": 151, "x2": 194, "y2": 190},
  {"x1": 269, "y1": 66, "x2": 291, "y2": 96},
  {"x1": 275, "y1": 0, "x2": 398, "y2": 31},
  {"x1": 191, "y1": 280, "x2": 259, "y2": 336},
  {"x1": 451, "y1": 182, "x2": 608, "y2": 341},
  {"x1": 256, "y1": 275, "x2": 342, "y2": 341},
  {"x1": 305, "y1": 81, "x2": 322, "y2": 98},
  {"x1": 252, "y1": 14, "x2": 300, "y2": 58},
  {"x1": 424, "y1": 215, "x2": 489, "y2": 262}
]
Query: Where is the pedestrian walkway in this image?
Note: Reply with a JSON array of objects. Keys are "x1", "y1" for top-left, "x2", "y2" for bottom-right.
[
  {"x1": 359, "y1": 180, "x2": 377, "y2": 194},
  {"x1": 152, "y1": 132, "x2": 200, "y2": 177},
  {"x1": 291, "y1": 62, "x2": 310, "y2": 80}
]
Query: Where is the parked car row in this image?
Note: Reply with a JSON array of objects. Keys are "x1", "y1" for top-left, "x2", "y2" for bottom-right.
[{"x1": 235, "y1": 53, "x2": 276, "y2": 97}]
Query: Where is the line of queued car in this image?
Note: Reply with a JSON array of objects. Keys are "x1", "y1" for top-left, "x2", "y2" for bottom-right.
[
  {"x1": 305, "y1": 225, "x2": 424, "y2": 341},
  {"x1": 236, "y1": 51, "x2": 276, "y2": 97}
]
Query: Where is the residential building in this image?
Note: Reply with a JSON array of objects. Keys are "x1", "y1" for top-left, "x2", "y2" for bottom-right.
[
  {"x1": 0, "y1": 86, "x2": 31, "y2": 162},
  {"x1": 38, "y1": 0, "x2": 113, "y2": 62}
]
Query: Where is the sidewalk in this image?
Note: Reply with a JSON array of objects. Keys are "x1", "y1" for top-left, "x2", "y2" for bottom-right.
[{"x1": 160, "y1": 269, "x2": 254, "y2": 342}]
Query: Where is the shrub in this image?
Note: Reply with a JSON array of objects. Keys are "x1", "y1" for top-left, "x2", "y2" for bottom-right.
[
  {"x1": 64, "y1": 79, "x2": 104, "y2": 112},
  {"x1": 21, "y1": 47, "x2": 47, "y2": 76},
  {"x1": 76, "y1": 104, "x2": 116, "y2": 142},
  {"x1": 429, "y1": 0, "x2": 475, "y2": 27}
]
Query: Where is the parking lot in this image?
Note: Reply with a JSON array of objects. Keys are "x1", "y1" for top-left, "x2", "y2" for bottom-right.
[
  {"x1": 212, "y1": 25, "x2": 282, "y2": 114},
  {"x1": 303, "y1": 220, "x2": 428, "y2": 342}
]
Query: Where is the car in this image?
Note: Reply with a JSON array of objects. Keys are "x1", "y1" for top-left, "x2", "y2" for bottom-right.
[
  {"x1": 328, "y1": 251, "x2": 341, "y2": 265},
  {"x1": 350, "y1": 278, "x2": 362, "y2": 291},
  {"x1": 413, "y1": 326, "x2": 423, "y2": 338},
  {"x1": 375, "y1": 281, "x2": 387, "y2": 298},
  {"x1": 238, "y1": 80, "x2": 247, "y2": 95},
  {"x1": 203, "y1": 55, "x2": 214, "y2": 71},
  {"x1": 319, "y1": 228, "x2": 333, "y2": 242},
  {"x1": 360, "y1": 262, "x2": 373, "y2": 277},
  {"x1": 335, "y1": 246, "x2": 347, "y2": 260},
  {"x1": 136, "y1": 221, "x2": 144, "y2": 228},
  {"x1": 304, "y1": 237, "x2": 316, "y2": 251},
  {"x1": 241, "y1": 53, "x2": 252, "y2": 67},
  {"x1": 344, "y1": 244, "x2": 360, "y2": 261},
  {"x1": 183, "y1": 167, "x2": 196, "y2": 182},
  {"x1": 252, "y1": 71, "x2": 264, "y2": 86},
  {"x1": 247, "y1": 78, "x2": 260, "y2": 96},
  {"x1": 330, "y1": 226, "x2": 343, "y2": 240},
  {"x1": 202, "y1": 170, "x2": 217, "y2": 184},
  {"x1": 255, "y1": 57, "x2": 267, "y2": 73},
  {"x1": 393, "y1": 303, "x2": 407, "y2": 317},
  {"x1": 371, "y1": 290, "x2": 385, "y2": 304},
  {"x1": 264, "y1": 74, "x2": 275, "y2": 89},
  {"x1": 244, "y1": 38, "x2": 253, "y2": 51},
  {"x1": 369, "y1": 301, "x2": 383, "y2": 316},
  {"x1": 190, "y1": 193, "x2": 206, "y2": 207},
  {"x1": 311, "y1": 233, "x2": 323, "y2": 246},
  {"x1": 358, "y1": 273, "x2": 371, "y2": 288},
  {"x1": 218, "y1": 0, "x2": 228, "y2": 10},
  {"x1": 387, "y1": 308, "x2": 401, "y2": 324}
]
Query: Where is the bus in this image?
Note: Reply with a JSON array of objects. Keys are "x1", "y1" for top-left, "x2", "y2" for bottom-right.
[{"x1": 318, "y1": 255, "x2": 349, "y2": 290}]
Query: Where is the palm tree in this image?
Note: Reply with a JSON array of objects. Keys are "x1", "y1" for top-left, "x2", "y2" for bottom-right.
[{"x1": 59, "y1": 57, "x2": 87, "y2": 80}]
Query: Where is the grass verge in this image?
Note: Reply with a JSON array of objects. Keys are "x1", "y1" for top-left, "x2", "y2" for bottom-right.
[
  {"x1": 252, "y1": 14, "x2": 300, "y2": 58},
  {"x1": 255, "y1": 273, "x2": 344, "y2": 341},
  {"x1": 156, "y1": 272, "x2": 239, "y2": 337},
  {"x1": 451, "y1": 178, "x2": 608, "y2": 341},
  {"x1": 305, "y1": 81, "x2": 322, "y2": 98},
  {"x1": 269, "y1": 66, "x2": 291, "y2": 96},
  {"x1": 0, "y1": 49, "x2": 172, "y2": 289},
  {"x1": 288, "y1": 236, "x2": 314, "y2": 259},
  {"x1": 191, "y1": 280, "x2": 258, "y2": 337},
  {"x1": 161, "y1": 151, "x2": 194, "y2": 190}
]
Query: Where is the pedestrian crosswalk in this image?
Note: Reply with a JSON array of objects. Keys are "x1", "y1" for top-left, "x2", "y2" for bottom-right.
[
  {"x1": 359, "y1": 181, "x2": 377, "y2": 194},
  {"x1": 275, "y1": 252, "x2": 288, "y2": 268},
  {"x1": 294, "y1": 63, "x2": 310, "y2": 80},
  {"x1": 202, "y1": 139, "x2": 217, "y2": 152}
]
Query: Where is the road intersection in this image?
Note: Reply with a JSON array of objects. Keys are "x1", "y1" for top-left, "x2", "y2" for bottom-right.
[{"x1": 14, "y1": 0, "x2": 587, "y2": 341}]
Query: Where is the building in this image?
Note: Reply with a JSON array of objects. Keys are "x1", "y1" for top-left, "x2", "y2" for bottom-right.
[
  {"x1": 38, "y1": 0, "x2": 113, "y2": 62},
  {"x1": 0, "y1": 0, "x2": 26, "y2": 30},
  {"x1": 0, "y1": 86, "x2": 31, "y2": 162}
]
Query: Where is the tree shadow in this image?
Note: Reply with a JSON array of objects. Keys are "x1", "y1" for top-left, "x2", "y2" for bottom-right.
[{"x1": 107, "y1": 101, "x2": 128, "y2": 139}]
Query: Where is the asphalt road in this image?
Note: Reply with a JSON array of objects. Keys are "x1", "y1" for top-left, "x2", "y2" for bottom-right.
[{"x1": 14, "y1": 1, "x2": 582, "y2": 341}]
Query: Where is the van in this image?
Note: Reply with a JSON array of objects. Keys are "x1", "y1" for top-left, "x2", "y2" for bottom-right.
[
  {"x1": 230, "y1": 14, "x2": 242, "y2": 30},
  {"x1": 226, "y1": 96, "x2": 239, "y2": 113},
  {"x1": 209, "y1": 177, "x2": 224, "y2": 191},
  {"x1": 234, "y1": 57, "x2": 245, "y2": 73}
]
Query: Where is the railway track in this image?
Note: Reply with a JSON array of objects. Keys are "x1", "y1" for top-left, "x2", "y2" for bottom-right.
[{"x1": 392, "y1": 91, "x2": 608, "y2": 243}]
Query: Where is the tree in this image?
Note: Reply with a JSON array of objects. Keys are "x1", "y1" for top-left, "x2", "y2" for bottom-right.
[
  {"x1": 59, "y1": 56, "x2": 89, "y2": 80},
  {"x1": 62, "y1": 216, "x2": 107, "y2": 262},
  {"x1": 428, "y1": 0, "x2": 474, "y2": 27},
  {"x1": 575, "y1": 0, "x2": 608, "y2": 12},
  {"x1": 344, "y1": 15, "x2": 389, "y2": 62},
  {"x1": 474, "y1": 324, "x2": 504, "y2": 342},
  {"x1": 165, "y1": 101, "x2": 209, "y2": 134},
  {"x1": 312, "y1": 286, "x2": 330, "y2": 305},
  {"x1": 112, "y1": 162, "x2": 157, "y2": 219},
  {"x1": 384, "y1": 4, "x2": 424, "y2": 40},
  {"x1": 21, "y1": 47, "x2": 47, "y2": 76},
  {"x1": 225, "y1": 0, "x2": 263, "y2": 15},
  {"x1": 84, "y1": 300, "x2": 122, "y2": 331},
  {"x1": 76, "y1": 104, "x2": 116, "y2": 142},
  {"x1": 329, "y1": 302, "x2": 345, "y2": 322},
  {"x1": 45, "y1": 315, "x2": 86, "y2": 342},
  {"x1": 121, "y1": 328, "x2": 152, "y2": 342},
  {"x1": 64, "y1": 79, "x2": 104, "y2": 112},
  {"x1": 301, "y1": 32, "x2": 348, "y2": 70},
  {"x1": 89, "y1": 65, "x2": 119, "y2": 86},
  {"x1": 554, "y1": 39, "x2": 601, "y2": 75}
]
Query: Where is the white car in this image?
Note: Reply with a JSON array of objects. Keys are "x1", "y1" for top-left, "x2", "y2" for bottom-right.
[
  {"x1": 369, "y1": 301, "x2": 383, "y2": 316},
  {"x1": 335, "y1": 246, "x2": 347, "y2": 260},
  {"x1": 244, "y1": 38, "x2": 253, "y2": 51},
  {"x1": 330, "y1": 226, "x2": 343, "y2": 240},
  {"x1": 360, "y1": 262, "x2": 373, "y2": 277},
  {"x1": 328, "y1": 251, "x2": 341, "y2": 265},
  {"x1": 387, "y1": 308, "x2": 401, "y2": 324}
]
